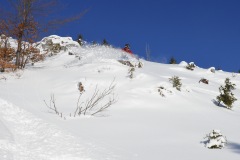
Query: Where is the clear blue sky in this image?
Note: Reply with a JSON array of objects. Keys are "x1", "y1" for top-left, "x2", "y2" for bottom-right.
[{"x1": 3, "y1": 0, "x2": 240, "y2": 72}]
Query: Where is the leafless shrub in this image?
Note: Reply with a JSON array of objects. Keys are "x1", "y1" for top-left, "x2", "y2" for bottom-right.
[
  {"x1": 145, "y1": 43, "x2": 151, "y2": 61},
  {"x1": 44, "y1": 94, "x2": 59, "y2": 115},
  {"x1": 45, "y1": 81, "x2": 117, "y2": 118},
  {"x1": 74, "y1": 81, "x2": 117, "y2": 116}
]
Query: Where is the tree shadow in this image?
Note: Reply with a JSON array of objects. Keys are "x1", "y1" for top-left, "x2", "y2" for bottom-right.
[
  {"x1": 227, "y1": 142, "x2": 240, "y2": 154},
  {"x1": 200, "y1": 139, "x2": 208, "y2": 146},
  {"x1": 211, "y1": 99, "x2": 226, "y2": 108}
]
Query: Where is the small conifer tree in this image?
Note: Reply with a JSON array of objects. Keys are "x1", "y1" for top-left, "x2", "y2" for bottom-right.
[
  {"x1": 102, "y1": 39, "x2": 109, "y2": 46},
  {"x1": 216, "y1": 78, "x2": 237, "y2": 109},
  {"x1": 186, "y1": 62, "x2": 195, "y2": 71},
  {"x1": 204, "y1": 130, "x2": 227, "y2": 149},
  {"x1": 169, "y1": 76, "x2": 182, "y2": 91},
  {"x1": 169, "y1": 57, "x2": 177, "y2": 64},
  {"x1": 77, "y1": 34, "x2": 84, "y2": 46}
]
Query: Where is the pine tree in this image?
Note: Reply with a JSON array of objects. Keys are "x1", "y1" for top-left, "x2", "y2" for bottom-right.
[
  {"x1": 216, "y1": 78, "x2": 237, "y2": 109},
  {"x1": 77, "y1": 34, "x2": 84, "y2": 46},
  {"x1": 186, "y1": 62, "x2": 195, "y2": 71},
  {"x1": 169, "y1": 57, "x2": 177, "y2": 64},
  {"x1": 102, "y1": 39, "x2": 109, "y2": 46},
  {"x1": 205, "y1": 130, "x2": 227, "y2": 149},
  {"x1": 169, "y1": 76, "x2": 182, "y2": 91}
]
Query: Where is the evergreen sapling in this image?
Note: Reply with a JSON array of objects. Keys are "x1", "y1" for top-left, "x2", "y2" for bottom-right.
[{"x1": 216, "y1": 78, "x2": 237, "y2": 109}]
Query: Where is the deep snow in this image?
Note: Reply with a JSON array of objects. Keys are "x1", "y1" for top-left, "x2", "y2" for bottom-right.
[{"x1": 0, "y1": 36, "x2": 240, "y2": 160}]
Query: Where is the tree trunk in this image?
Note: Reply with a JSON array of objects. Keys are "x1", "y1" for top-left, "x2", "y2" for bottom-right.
[{"x1": 16, "y1": 39, "x2": 22, "y2": 67}]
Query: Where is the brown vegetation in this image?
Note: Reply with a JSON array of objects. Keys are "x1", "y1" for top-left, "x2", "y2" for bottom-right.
[{"x1": 0, "y1": 0, "x2": 87, "y2": 70}]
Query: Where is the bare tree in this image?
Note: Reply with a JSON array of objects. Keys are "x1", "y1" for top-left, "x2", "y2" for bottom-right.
[
  {"x1": 0, "y1": 0, "x2": 87, "y2": 69},
  {"x1": 145, "y1": 43, "x2": 151, "y2": 61}
]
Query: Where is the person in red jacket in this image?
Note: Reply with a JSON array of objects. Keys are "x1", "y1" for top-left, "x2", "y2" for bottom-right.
[{"x1": 122, "y1": 44, "x2": 133, "y2": 55}]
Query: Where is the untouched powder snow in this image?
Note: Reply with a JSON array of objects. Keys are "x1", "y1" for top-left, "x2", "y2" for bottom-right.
[{"x1": 0, "y1": 36, "x2": 240, "y2": 159}]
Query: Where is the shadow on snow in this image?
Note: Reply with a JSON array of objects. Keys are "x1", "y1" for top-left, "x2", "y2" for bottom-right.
[{"x1": 227, "y1": 142, "x2": 240, "y2": 154}]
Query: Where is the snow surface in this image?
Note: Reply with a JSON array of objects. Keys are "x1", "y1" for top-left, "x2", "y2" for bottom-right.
[{"x1": 0, "y1": 36, "x2": 240, "y2": 159}]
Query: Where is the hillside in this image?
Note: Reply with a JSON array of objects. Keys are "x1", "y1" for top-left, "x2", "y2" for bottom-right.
[{"x1": 0, "y1": 36, "x2": 240, "y2": 160}]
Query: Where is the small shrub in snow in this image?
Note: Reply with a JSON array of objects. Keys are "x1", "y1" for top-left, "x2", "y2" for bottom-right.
[
  {"x1": 199, "y1": 78, "x2": 209, "y2": 84},
  {"x1": 169, "y1": 76, "x2": 182, "y2": 91},
  {"x1": 78, "y1": 82, "x2": 85, "y2": 93},
  {"x1": 128, "y1": 67, "x2": 135, "y2": 79},
  {"x1": 186, "y1": 62, "x2": 196, "y2": 71},
  {"x1": 102, "y1": 39, "x2": 110, "y2": 46},
  {"x1": 137, "y1": 61, "x2": 143, "y2": 68},
  {"x1": 208, "y1": 67, "x2": 215, "y2": 73},
  {"x1": 169, "y1": 57, "x2": 177, "y2": 64},
  {"x1": 204, "y1": 130, "x2": 227, "y2": 149},
  {"x1": 118, "y1": 60, "x2": 134, "y2": 67},
  {"x1": 157, "y1": 86, "x2": 166, "y2": 97},
  {"x1": 44, "y1": 94, "x2": 59, "y2": 115},
  {"x1": 77, "y1": 34, "x2": 84, "y2": 46},
  {"x1": 216, "y1": 78, "x2": 237, "y2": 109}
]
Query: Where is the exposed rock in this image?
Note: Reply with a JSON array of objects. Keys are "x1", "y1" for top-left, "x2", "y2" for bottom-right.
[{"x1": 36, "y1": 35, "x2": 80, "y2": 56}]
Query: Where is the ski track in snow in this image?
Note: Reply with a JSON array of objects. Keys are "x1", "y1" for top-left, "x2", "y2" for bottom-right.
[{"x1": 0, "y1": 99, "x2": 118, "y2": 160}]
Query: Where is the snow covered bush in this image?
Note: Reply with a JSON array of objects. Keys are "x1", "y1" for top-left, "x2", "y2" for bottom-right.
[
  {"x1": 169, "y1": 76, "x2": 182, "y2": 91},
  {"x1": 204, "y1": 130, "x2": 227, "y2": 149},
  {"x1": 216, "y1": 78, "x2": 237, "y2": 109},
  {"x1": 186, "y1": 62, "x2": 196, "y2": 71},
  {"x1": 199, "y1": 78, "x2": 209, "y2": 84},
  {"x1": 128, "y1": 67, "x2": 135, "y2": 79}
]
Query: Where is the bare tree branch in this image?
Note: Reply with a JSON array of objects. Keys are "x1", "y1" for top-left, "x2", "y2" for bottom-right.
[{"x1": 44, "y1": 94, "x2": 59, "y2": 115}]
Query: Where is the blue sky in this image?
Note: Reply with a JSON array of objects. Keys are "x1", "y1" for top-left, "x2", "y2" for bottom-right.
[{"x1": 2, "y1": 0, "x2": 240, "y2": 72}]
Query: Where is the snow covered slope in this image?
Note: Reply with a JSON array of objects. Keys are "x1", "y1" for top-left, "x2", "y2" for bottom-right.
[{"x1": 0, "y1": 36, "x2": 240, "y2": 160}]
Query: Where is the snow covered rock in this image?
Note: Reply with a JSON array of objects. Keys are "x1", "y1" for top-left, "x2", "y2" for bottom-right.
[
  {"x1": 179, "y1": 61, "x2": 188, "y2": 67},
  {"x1": 205, "y1": 130, "x2": 227, "y2": 149},
  {"x1": 36, "y1": 35, "x2": 80, "y2": 55}
]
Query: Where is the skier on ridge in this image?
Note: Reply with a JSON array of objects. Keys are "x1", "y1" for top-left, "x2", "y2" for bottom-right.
[{"x1": 122, "y1": 44, "x2": 133, "y2": 55}]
